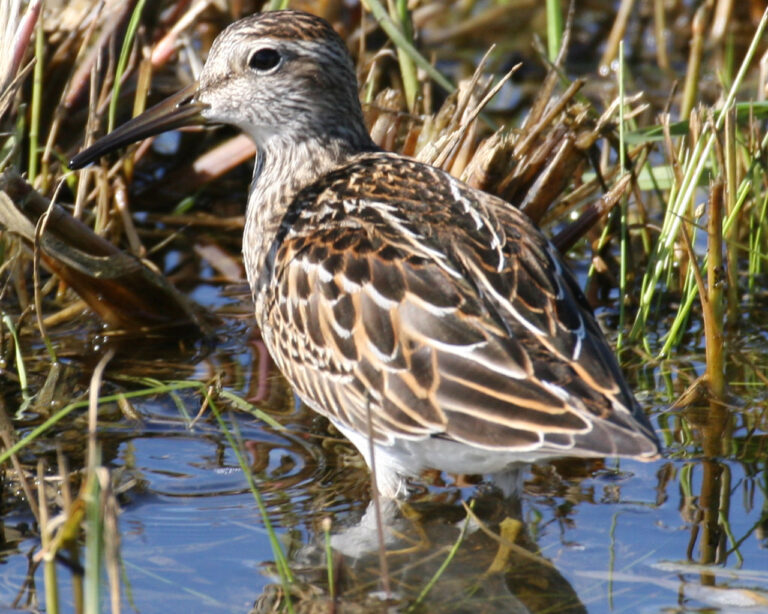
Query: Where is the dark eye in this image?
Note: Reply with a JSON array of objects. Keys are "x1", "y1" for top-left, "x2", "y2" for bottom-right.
[{"x1": 248, "y1": 48, "x2": 281, "y2": 71}]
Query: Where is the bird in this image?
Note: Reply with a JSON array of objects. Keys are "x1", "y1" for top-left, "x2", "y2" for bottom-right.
[{"x1": 70, "y1": 9, "x2": 660, "y2": 498}]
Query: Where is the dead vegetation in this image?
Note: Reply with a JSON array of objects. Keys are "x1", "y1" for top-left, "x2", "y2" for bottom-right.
[{"x1": 1, "y1": 1, "x2": 768, "y2": 612}]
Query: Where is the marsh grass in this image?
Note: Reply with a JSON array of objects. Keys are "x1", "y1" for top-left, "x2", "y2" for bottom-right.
[{"x1": 0, "y1": 0, "x2": 767, "y2": 612}]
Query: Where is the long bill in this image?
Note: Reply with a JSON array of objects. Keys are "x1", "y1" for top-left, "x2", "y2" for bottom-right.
[{"x1": 69, "y1": 83, "x2": 208, "y2": 170}]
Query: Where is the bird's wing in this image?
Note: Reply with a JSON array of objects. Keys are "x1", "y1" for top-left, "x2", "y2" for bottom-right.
[{"x1": 263, "y1": 156, "x2": 658, "y2": 457}]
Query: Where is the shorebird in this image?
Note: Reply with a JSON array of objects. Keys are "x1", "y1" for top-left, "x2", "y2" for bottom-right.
[{"x1": 70, "y1": 10, "x2": 660, "y2": 497}]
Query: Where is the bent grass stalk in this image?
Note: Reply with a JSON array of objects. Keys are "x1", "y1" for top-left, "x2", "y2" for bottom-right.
[
  {"x1": 0, "y1": 382, "x2": 195, "y2": 465},
  {"x1": 362, "y1": 0, "x2": 455, "y2": 94}
]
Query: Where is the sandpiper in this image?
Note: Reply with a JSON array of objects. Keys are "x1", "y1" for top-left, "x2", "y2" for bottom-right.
[{"x1": 70, "y1": 10, "x2": 660, "y2": 497}]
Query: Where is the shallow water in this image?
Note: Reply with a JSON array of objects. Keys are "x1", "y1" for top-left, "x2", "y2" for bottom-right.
[
  {"x1": 2, "y1": 286, "x2": 766, "y2": 613},
  {"x1": 3, "y1": 3, "x2": 768, "y2": 611}
]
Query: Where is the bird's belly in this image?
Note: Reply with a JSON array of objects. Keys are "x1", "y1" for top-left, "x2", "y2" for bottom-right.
[{"x1": 331, "y1": 414, "x2": 544, "y2": 477}]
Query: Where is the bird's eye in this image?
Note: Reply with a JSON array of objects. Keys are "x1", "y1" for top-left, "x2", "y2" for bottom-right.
[{"x1": 248, "y1": 48, "x2": 281, "y2": 72}]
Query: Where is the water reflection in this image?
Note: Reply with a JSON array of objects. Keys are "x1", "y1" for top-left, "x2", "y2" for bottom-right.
[
  {"x1": 2, "y1": 312, "x2": 768, "y2": 613},
  {"x1": 239, "y1": 326, "x2": 767, "y2": 612},
  {"x1": 276, "y1": 492, "x2": 590, "y2": 614}
]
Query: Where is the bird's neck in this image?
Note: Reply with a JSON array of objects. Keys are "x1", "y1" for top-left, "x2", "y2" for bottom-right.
[{"x1": 242, "y1": 131, "x2": 375, "y2": 307}]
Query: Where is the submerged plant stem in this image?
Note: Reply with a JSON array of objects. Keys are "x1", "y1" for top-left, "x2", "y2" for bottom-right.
[{"x1": 408, "y1": 504, "x2": 472, "y2": 611}]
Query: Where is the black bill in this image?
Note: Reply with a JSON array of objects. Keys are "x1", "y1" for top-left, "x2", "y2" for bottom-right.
[{"x1": 69, "y1": 83, "x2": 207, "y2": 169}]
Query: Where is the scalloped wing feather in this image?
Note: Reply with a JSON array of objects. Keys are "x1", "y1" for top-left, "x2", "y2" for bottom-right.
[{"x1": 260, "y1": 154, "x2": 659, "y2": 462}]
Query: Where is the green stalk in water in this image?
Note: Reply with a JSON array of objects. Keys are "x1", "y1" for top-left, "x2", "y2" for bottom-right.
[
  {"x1": 706, "y1": 182, "x2": 725, "y2": 399},
  {"x1": 617, "y1": 40, "x2": 628, "y2": 352},
  {"x1": 207, "y1": 392, "x2": 296, "y2": 612}
]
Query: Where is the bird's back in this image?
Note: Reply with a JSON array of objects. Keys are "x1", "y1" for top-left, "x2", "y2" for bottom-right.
[{"x1": 253, "y1": 152, "x2": 659, "y2": 483}]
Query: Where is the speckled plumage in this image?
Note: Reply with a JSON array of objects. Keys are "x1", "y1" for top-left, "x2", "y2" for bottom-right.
[{"x1": 71, "y1": 10, "x2": 660, "y2": 497}]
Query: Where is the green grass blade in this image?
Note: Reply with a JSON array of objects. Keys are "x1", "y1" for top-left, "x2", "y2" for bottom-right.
[
  {"x1": 408, "y1": 505, "x2": 472, "y2": 611},
  {"x1": 84, "y1": 455, "x2": 103, "y2": 614},
  {"x1": 391, "y1": 0, "x2": 418, "y2": 111},
  {"x1": 218, "y1": 389, "x2": 285, "y2": 430},
  {"x1": 617, "y1": 40, "x2": 627, "y2": 351},
  {"x1": 362, "y1": 0, "x2": 454, "y2": 94},
  {"x1": 107, "y1": 0, "x2": 148, "y2": 133},
  {"x1": 207, "y1": 395, "x2": 296, "y2": 610},
  {"x1": 1, "y1": 313, "x2": 30, "y2": 411},
  {"x1": 546, "y1": 0, "x2": 563, "y2": 62},
  {"x1": 28, "y1": 14, "x2": 43, "y2": 183},
  {"x1": 0, "y1": 382, "x2": 201, "y2": 465},
  {"x1": 267, "y1": 0, "x2": 290, "y2": 10}
]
